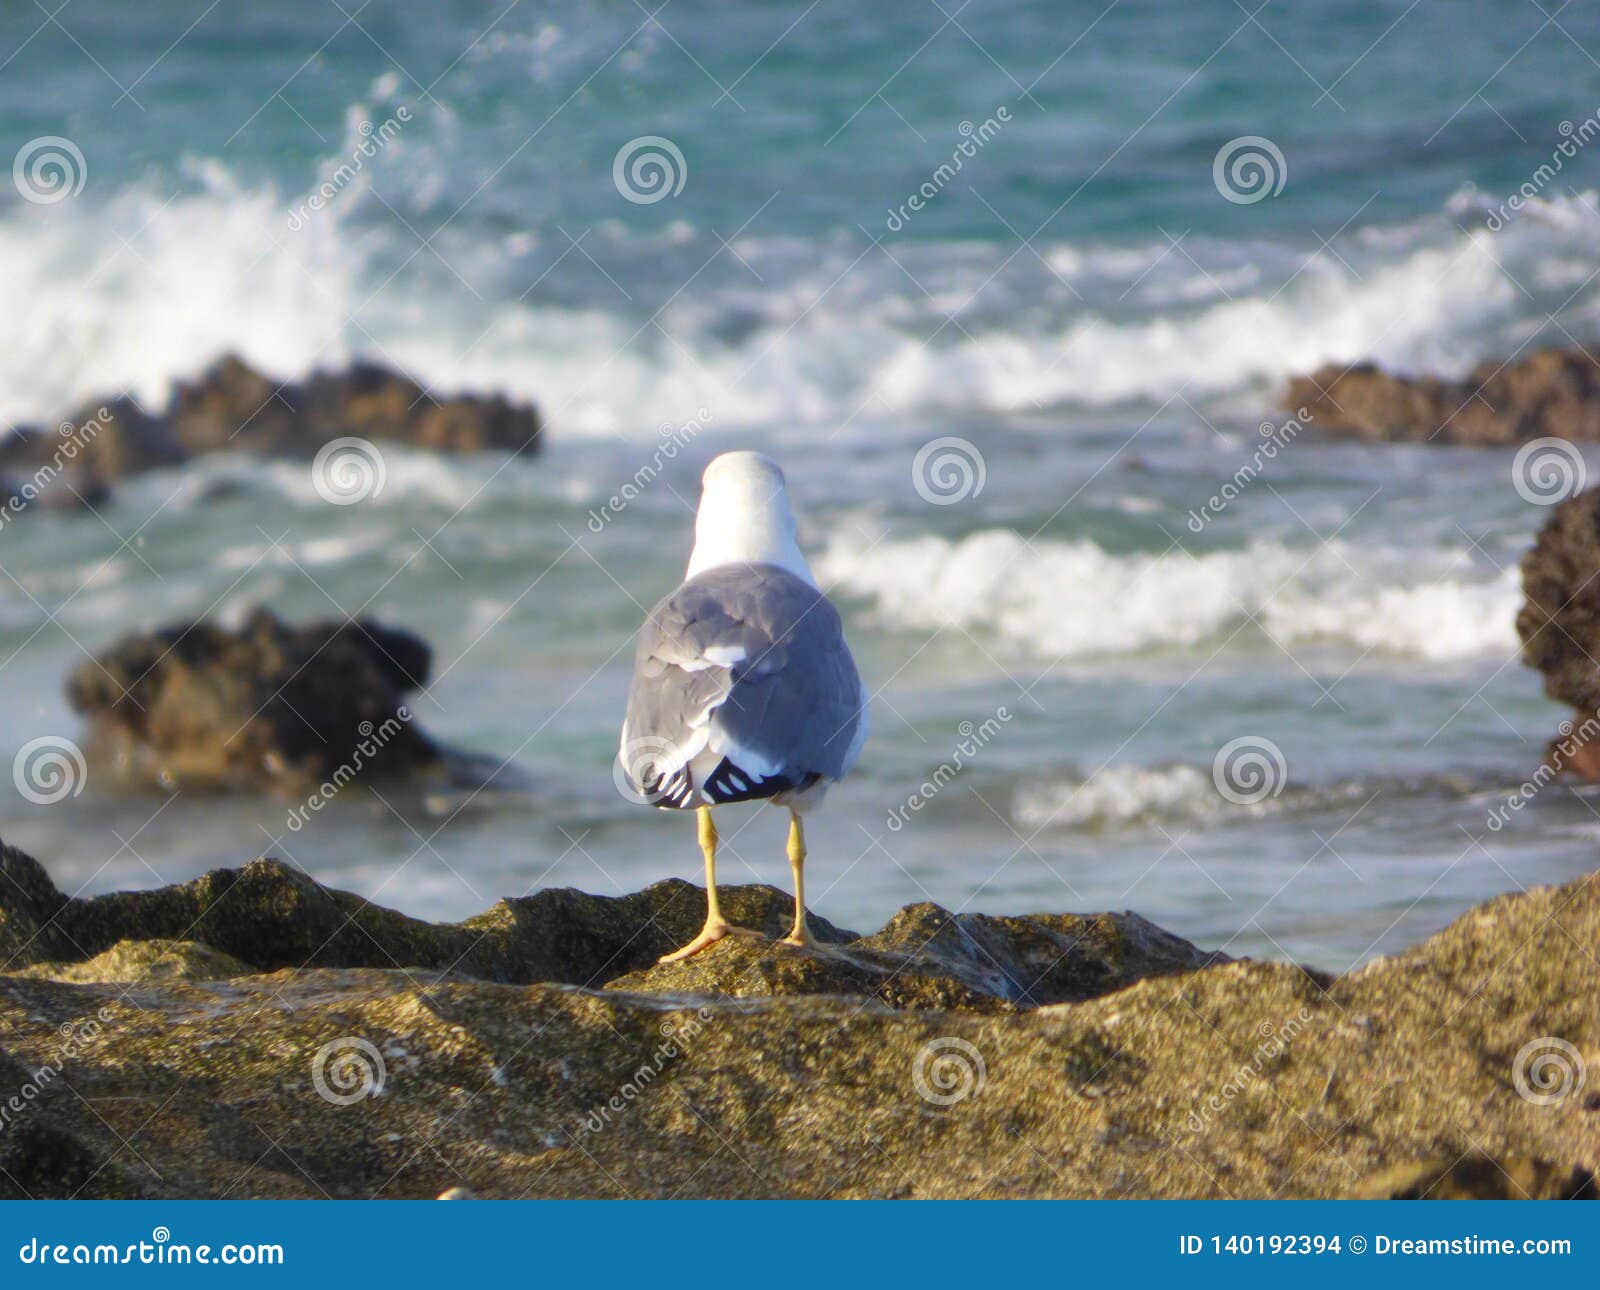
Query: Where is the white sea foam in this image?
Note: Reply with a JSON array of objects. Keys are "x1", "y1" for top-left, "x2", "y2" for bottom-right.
[
  {"x1": 1, "y1": 170, "x2": 1595, "y2": 435},
  {"x1": 817, "y1": 528, "x2": 1519, "y2": 661},
  {"x1": 1013, "y1": 763, "x2": 1229, "y2": 832}
]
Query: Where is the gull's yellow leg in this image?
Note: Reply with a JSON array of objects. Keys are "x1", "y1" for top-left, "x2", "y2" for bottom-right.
[
  {"x1": 659, "y1": 806, "x2": 730, "y2": 962},
  {"x1": 780, "y1": 809, "x2": 816, "y2": 948}
]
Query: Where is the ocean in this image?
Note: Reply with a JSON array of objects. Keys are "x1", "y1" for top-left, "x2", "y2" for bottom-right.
[{"x1": 2, "y1": 0, "x2": 1598, "y2": 968}]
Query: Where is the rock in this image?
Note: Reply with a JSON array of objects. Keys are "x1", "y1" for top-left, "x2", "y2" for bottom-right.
[
  {"x1": 1519, "y1": 488, "x2": 1600, "y2": 712},
  {"x1": 607, "y1": 904, "x2": 1230, "y2": 1012},
  {"x1": 1515, "y1": 488, "x2": 1600, "y2": 775},
  {"x1": 0, "y1": 1045, "x2": 143, "y2": 1198},
  {"x1": 0, "y1": 841, "x2": 1594, "y2": 1198},
  {"x1": 1284, "y1": 347, "x2": 1600, "y2": 444},
  {"x1": 0, "y1": 353, "x2": 541, "y2": 521},
  {"x1": 1353, "y1": 1154, "x2": 1598, "y2": 1200},
  {"x1": 0, "y1": 841, "x2": 72, "y2": 967},
  {"x1": 3, "y1": 853, "x2": 1208, "y2": 1012},
  {"x1": 65, "y1": 606, "x2": 441, "y2": 792},
  {"x1": 0, "y1": 397, "x2": 179, "y2": 516},
  {"x1": 167, "y1": 355, "x2": 542, "y2": 459},
  {"x1": 15, "y1": 939, "x2": 254, "y2": 985}
]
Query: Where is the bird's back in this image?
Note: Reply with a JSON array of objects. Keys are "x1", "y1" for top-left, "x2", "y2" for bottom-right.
[{"x1": 620, "y1": 563, "x2": 866, "y2": 809}]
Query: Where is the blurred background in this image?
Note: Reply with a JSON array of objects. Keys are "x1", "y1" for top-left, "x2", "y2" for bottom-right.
[{"x1": 2, "y1": 0, "x2": 1598, "y2": 967}]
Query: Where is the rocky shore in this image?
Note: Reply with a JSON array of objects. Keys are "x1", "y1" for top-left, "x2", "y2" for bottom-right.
[
  {"x1": 0, "y1": 842, "x2": 1593, "y2": 1199},
  {"x1": 1284, "y1": 346, "x2": 1600, "y2": 444},
  {"x1": 0, "y1": 354, "x2": 541, "y2": 517}
]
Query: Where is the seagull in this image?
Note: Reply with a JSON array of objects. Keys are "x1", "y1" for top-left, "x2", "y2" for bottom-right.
[{"x1": 617, "y1": 451, "x2": 868, "y2": 962}]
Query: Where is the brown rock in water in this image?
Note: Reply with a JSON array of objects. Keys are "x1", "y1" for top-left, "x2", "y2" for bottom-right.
[
  {"x1": 167, "y1": 355, "x2": 542, "y2": 459},
  {"x1": 1516, "y1": 487, "x2": 1600, "y2": 776},
  {"x1": 0, "y1": 353, "x2": 540, "y2": 519},
  {"x1": 65, "y1": 606, "x2": 440, "y2": 791},
  {"x1": 0, "y1": 842, "x2": 1594, "y2": 1198},
  {"x1": 1285, "y1": 347, "x2": 1600, "y2": 444}
]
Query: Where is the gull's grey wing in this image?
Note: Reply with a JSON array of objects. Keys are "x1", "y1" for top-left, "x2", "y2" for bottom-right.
[{"x1": 620, "y1": 562, "x2": 866, "y2": 809}]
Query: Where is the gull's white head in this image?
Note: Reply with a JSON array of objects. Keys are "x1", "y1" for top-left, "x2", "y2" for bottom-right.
[{"x1": 685, "y1": 451, "x2": 814, "y2": 584}]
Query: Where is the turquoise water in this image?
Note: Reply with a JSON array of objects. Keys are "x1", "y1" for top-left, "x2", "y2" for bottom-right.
[{"x1": 2, "y1": 1, "x2": 1599, "y2": 966}]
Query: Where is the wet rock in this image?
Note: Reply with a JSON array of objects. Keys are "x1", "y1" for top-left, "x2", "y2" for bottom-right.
[
  {"x1": 608, "y1": 903, "x2": 1230, "y2": 1012},
  {"x1": 1284, "y1": 347, "x2": 1600, "y2": 444},
  {"x1": 0, "y1": 397, "x2": 178, "y2": 515},
  {"x1": 65, "y1": 606, "x2": 441, "y2": 792},
  {"x1": 1519, "y1": 489, "x2": 1600, "y2": 712},
  {"x1": 1, "y1": 842, "x2": 1594, "y2": 1198},
  {"x1": 167, "y1": 355, "x2": 542, "y2": 459},
  {"x1": 1515, "y1": 487, "x2": 1600, "y2": 775},
  {"x1": 0, "y1": 1045, "x2": 141, "y2": 1199},
  {"x1": 0, "y1": 353, "x2": 541, "y2": 520},
  {"x1": 0, "y1": 841, "x2": 72, "y2": 967}
]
